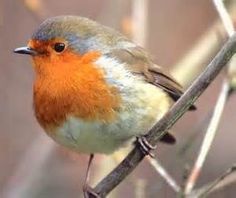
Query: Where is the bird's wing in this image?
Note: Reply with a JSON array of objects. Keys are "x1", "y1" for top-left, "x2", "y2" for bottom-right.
[
  {"x1": 106, "y1": 46, "x2": 189, "y2": 103},
  {"x1": 105, "y1": 46, "x2": 196, "y2": 144}
]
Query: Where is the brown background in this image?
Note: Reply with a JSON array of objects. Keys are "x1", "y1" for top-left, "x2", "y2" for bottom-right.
[{"x1": 0, "y1": 0, "x2": 235, "y2": 197}]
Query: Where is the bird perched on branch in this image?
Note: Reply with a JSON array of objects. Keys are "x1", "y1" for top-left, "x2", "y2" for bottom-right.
[{"x1": 14, "y1": 15, "x2": 195, "y2": 197}]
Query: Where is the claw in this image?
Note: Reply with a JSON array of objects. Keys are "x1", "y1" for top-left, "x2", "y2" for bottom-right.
[
  {"x1": 83, "y1": 184, "x2": 100, "y2": 198},
  {"x1": 136, "y1": 136, "x2": 156, "y2": 158}
]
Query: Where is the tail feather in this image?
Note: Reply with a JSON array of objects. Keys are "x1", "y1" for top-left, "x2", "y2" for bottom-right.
[{"x1": 160, "y1": 132, "x2": 176, "y2": 144}]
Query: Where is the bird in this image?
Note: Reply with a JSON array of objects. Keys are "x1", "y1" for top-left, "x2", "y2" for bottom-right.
[{"x1": 14, "y1": 15, "x2": 195, "y2": 197}]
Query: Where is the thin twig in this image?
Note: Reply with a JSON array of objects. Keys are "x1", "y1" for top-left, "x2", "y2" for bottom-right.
[
  {"x1": 189, "y1": 164, "x2": 236, "y2": 198},
  {"x1": 172, "y1": 0, "x2": 236, "y2": 87},
  {"x1": 213, "y1": 0, "x2": 236, "y2": 89},
  {"x1": 147, "y1": 156, "x2": 181, "y2": 192},
  {"x1": 132, "y1": 0, "x2": 180, "y2": 192},
  {"x1": 173, "y1": 1, "x2": 236, "y2": 161},
  {"x1": 184, "y1": 0, "x2": 235, "y2": 194},
  {"x1": 90, "y1": 34, "x2": 236, "y2": 198},
  {"x1": 200, "y1": 169, "x2": 236, "y2": 194},
  {"x1": 131, "y1": 0, "x2": 148, "y2": 47},
  {"x1": 213, "y1": 0, "x2": 234, "y2": 37},
  {"x1": 184, "y1": 79, "x2": 230, "y2": 194}
]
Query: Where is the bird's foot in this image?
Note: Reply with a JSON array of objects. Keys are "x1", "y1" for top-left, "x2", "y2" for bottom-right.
[
  {"x1": 83, "y1": 184, "x2": 100, "y2": 198},
  {"x1": 136, "y1": 136, "x2": 156, "y2": 158}
]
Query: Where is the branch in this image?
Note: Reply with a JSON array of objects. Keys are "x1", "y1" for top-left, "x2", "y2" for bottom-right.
[
  {"x1": 172, "y1": 0, "x2": 236, "y2": 87},
  {"x1": 90, "y1": 34, "x2": 236, "y2": 198},
  {"x1": 131, "y1": 0, "x2": 180, "y2": 192},
  {"x1": 212, "y1": 0, "x2": 236, "y2": 91},
  {"x1": 189, "y1": 164, "x2": 236, "y2": 198},
  {"x1": 131, "y1": 0, "x2": 148, "y2": 47},
  {"x1": 147, "y1": 156, "x2": 181, "y2": 192},
  {"x1": 184, "y1": 0, "x2": 236, "y2": 194},
  {"x1": 213, "y1": 0, "x2": 234, "y2": 37},
  {"x1": 202, "y1": 167, "x2": 236, "y2": 193},
  {"x1": 184, "y1": 79, "x2": 230, "y2": 194}
]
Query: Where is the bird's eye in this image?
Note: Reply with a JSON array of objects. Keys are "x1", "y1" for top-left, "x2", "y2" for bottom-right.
[{"x1": 54, "y1": 43, "x2": 65, "y2": 53}]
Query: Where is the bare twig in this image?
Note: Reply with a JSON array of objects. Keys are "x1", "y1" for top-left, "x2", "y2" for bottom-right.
[
  {"x1": 213, "y1": 0, "x2": 234, "y2": 37},
  {"x1": 90, "y1": 34, "x2": 236, "y2": 198},
  {"x1": 212, "y1": 0, "x2": 236, "y2": 90},
  {"x1": 202, "y1": 169, "x2": 236, "y2": 193},
  {"x1": 189, "y1": 164, "x2": 236, "y2": 198},
  {"x1": 147, "y1": 156, "x2": 181, "y2": 192},
  {"x1": 132, "y1": 0, "x2": 180, "y2": 192},
  {"x1": 131, "y1": 0, "x2": 148, "y2": 47},
  {"x1": 172, "y1": 0, "x2": 236, "y2": 87},
  {"x1": 173, "y1": 1, "x2": 236, "y2": 162},
  {"x1": 184, "y1": 79, "x2": 230, "y2": 194},
  {"x1": 184, "y1": 0, "x2": 235, "y2": 194}
]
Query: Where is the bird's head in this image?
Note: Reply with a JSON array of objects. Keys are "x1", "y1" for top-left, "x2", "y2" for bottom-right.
[
  {"x1": 13, "y1": 16, "x2": 110, "y2": 76},
  {"x1": 14, "y1": 16, "x2": 122, "y2": 123}
]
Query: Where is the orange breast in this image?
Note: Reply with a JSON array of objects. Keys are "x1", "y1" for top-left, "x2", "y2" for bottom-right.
[{"x1": 33, "y1": 50, "x2": 121, "y2": 131}]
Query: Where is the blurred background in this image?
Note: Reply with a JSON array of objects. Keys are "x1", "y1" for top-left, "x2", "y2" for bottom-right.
[{"x1": 0, "y1": 0, "x2": 236, "y2": 197}]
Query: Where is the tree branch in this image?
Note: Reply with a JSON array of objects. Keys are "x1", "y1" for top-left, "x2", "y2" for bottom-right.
[
  {"x1": 213, "y1": 0, "x2": 235, "y2": 37},
  {"x1": 189, "y1": 164, "x2": 236, "y2": 198},
  {"x1": 184, "y1": 0, "x2": 235, "y2": 193},
  {"x1": 91, "y1": 34, "x2": 236, "y2": 197},
  {"x1": 147, "y1": 156, "x2": 181, "y2": 192},
  {"x1": 184, "y1": 79, "x2": 230, "y2": 194}
]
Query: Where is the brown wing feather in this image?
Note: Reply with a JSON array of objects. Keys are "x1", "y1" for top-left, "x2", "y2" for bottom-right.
[
  {"x1": 105, "y1": 46, "x2": 196, "y2": 144},
  {"x1": 149, "y1": 68, "x2": 184, "y2": 101},
  {"x1": 106, "y1": 46, "x2": 195, "y2": 106},
  {"x1": 149, "y1": 66, "x2": 196, "y2": 110}
]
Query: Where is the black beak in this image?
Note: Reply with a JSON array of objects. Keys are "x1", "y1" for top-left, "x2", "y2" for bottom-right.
[{"x1": 14, "y1": 46, "x2": 38, "y2": 56}]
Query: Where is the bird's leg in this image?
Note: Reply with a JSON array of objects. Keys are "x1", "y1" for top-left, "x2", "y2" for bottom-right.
[
  {"x1": 136, "y1": 136, "x2": 157, "y2": 158},
  {"x1": 83, "y1": 154, "x2": 99, "y2": 198}
]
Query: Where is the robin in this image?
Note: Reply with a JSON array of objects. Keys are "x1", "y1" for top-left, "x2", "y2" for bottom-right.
[{"x1": 14, "y1": 16, "x2": 195, "y2": 197}]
